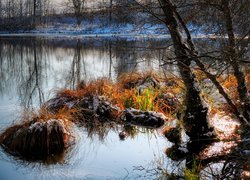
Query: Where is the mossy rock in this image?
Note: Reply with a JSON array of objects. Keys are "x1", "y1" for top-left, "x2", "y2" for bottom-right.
[{"x1": 124, "y1": 108, "x2": 166, "y2": 128}]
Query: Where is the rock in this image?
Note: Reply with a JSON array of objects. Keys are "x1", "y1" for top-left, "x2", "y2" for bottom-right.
[
  {"x1": 138, "y1": 76, "x2": 159, "y2": 94},
  {"x1": 74, "y1": 96, "x2": 120, "y2": 122},
  {"x1": 162, "y1": 126, "x2": 181, "y2": 144},
  {"x1": 0, "y1": 119, "x2": 72, "y2": 160},
  {"x1": 119, "y1": 131, "x2": 128, "y2": 140},
  {"x1": 123, "y1": 80, "x2": 140, "y2": 89},
  {"x1": 123, "y1": 108, "x2": 166, "y2": 128},
  {"x1": 44, "y1": 96, "x2": 78, "y2": 113},
  {"x1": 165, "y1": 80, "x2": 178, "y2": 87},
  {"x1": 44, "y1": 95, "x2": 120, "y2": 123},
  {"x1": 165, "y1": 145, "x2": 188, "y2": 161}
]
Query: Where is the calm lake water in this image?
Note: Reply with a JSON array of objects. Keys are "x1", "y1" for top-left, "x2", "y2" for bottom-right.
[{"x1": 0, "y1": 36, "x2": 176, "y2": 179}]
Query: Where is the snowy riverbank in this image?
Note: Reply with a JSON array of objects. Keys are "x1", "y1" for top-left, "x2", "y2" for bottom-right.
[{"x1": 0, "y1": 16, "x2": 207, "y2": 39}]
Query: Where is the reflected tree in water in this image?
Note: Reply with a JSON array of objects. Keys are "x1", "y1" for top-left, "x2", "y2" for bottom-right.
[
  {"x1": 0, "y1": 38, "x2": 45, "y2": 108},
  {"x1": 19, "y1": 40, "x2": 45, "y2": 107},
  {"x1": 65, "y1": 40, "x2": 87, "y2": 89},
  {"x1": 114, "y1": 40, "x2": 139, "y2": 77}
]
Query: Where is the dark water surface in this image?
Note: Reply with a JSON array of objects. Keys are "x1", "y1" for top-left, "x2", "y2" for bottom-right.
[{"x1": 0, "y1": 36, "x2": 174, "y2": 179}]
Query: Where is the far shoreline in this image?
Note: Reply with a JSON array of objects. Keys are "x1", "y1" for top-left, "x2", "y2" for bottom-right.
[{"x1": 0, "y1": 33, "x2": 226, "y2": 40}]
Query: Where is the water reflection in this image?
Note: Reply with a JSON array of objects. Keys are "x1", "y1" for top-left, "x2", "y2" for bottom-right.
[
  {"x1": 1, "y1": 36, "x2": 247, "y2": 179},
  {"x1": 0, "y1": 37, "x2": 169, "y2": 179},
  {"x1": 65, "y1": 40, "x2": 85, "y2": 89},
  {"x1": 0, "y1": 37, "x2": 167, "y2": 109}
]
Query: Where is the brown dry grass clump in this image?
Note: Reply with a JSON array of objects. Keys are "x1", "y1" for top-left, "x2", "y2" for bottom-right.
[
  {"x1": 117, "y1": 71, "x2": 163, "y2": 89},
  {"x1": 0, "y1": 109, "x2": 73, "y2": 160},
  {"x1": 46, "y1": 71, "x2": 183, "y2": 119},
  {"x1": 58, "y1": 78, "x2": 114, "y2": 99}
]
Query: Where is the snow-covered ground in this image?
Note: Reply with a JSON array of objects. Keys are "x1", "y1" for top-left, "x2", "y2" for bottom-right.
[
  {"x1": 0, "y1": 16, "x2": 168, "y2": 36},
  {"x1": 0, "y1": 16, "x2": 210, "y2": 39}
]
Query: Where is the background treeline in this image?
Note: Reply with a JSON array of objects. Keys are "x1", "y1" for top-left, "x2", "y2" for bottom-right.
[
  {"x1": 0, "y1": 0, "x2": 155, "y2": 31},
  {"x1": 0, "y1": 0, "x2": 53, "y2": 30},
  {"x1": 0, "y1": 0, "x2": 249, "y2": 35}
]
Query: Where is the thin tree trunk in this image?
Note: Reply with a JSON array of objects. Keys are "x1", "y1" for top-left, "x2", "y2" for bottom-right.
[
  {"x1": 0, "y1": 0, "x2": 2, "y2": 18},
  {"x1": 170, "y1": 1, "x2": 250, "y2": 126},
  {"x1": 33, "y1": 0, "x2": 37, "y2": 26},
  {"x1": 109, "y1": 0, "x2": 113, "y2": 22},
  {"x1": 221, "y1": 0, "x2": 250, "y2": 122}
]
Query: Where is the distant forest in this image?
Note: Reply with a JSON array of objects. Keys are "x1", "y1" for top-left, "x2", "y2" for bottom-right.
[
  {"x1": 0, "y1": 0, "x2": 249, "y2": 35},
  {"x1": 0, "y1": 0, "x2": 156, "y2": 31}
]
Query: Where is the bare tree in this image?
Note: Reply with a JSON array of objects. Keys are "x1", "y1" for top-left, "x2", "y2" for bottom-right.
[
  {"x1": 188, "y1": 0, "x2": 250, "y2": 123},
  {"x1": 156, "y1": 0, "x2": 216, "y2": 143},
  {"x1": 68, "y1": 0, "x2": 86, "y2": 26},
  {"x1": 0, "y1": 0, "x2": 2, "y2": 18},
  {"x1": 33, "y1": 0, "x2": 37, "y2": 25},
  {"x1": 109, "y1": 0, "x2": 113, "y2": 22},
  {"x1": 220, "y1": 0, "x2": 249, "y2": 122}
]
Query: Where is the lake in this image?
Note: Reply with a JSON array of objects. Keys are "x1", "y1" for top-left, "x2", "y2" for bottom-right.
[
  {"x1": 1, "y1": 36, "x2": 247, "y2": 179},
  {"x1": 0, "y1": 36, "x2": 175, "y2": 180}
]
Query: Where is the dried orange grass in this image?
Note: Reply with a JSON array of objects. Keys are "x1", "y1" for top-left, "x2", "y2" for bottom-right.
[
  {"x1": 46, "y1": 72, "x2": 186, "y2": 119},
  {"x1": 117, "y1": 71, "x2": 163, "y2": 88},
  {"x1": 57, "y1": 78, "x2": 114, "y2": 98},
  {"x1": 20, "y1": 106, "x2": 73, "y2": 128}
]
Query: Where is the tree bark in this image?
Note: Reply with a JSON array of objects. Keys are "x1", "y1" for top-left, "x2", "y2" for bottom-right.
[
  {"x1": 221, "y1": 0, "x2": 250, "y2": 122},
  {"x1": 158, "y1": 0, "x2": 213, "y2": 140}
]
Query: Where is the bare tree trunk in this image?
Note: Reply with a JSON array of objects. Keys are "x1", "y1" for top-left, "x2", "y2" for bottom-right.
[
  {"x1": 19, "y1": 0, "x2": 23, "y2": 18},
  {"x1": 109, "y1": 0, "x2": 113, "y2": 22},
  {"x1": 72, "y1": 0, "x2": 85, "y2": 26},
  {"x1": 221, "y1": 0, "x2": 250, "y2": 122},
  {"x1": 158, "y1": 0, "x2": 213, "y2": 140},
  {"x1": 0, "y1": 0, "x2": 2, "y2": 18},
  {"x1": 33, "y1": 0, "x2": 37, "y2": 26}
]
